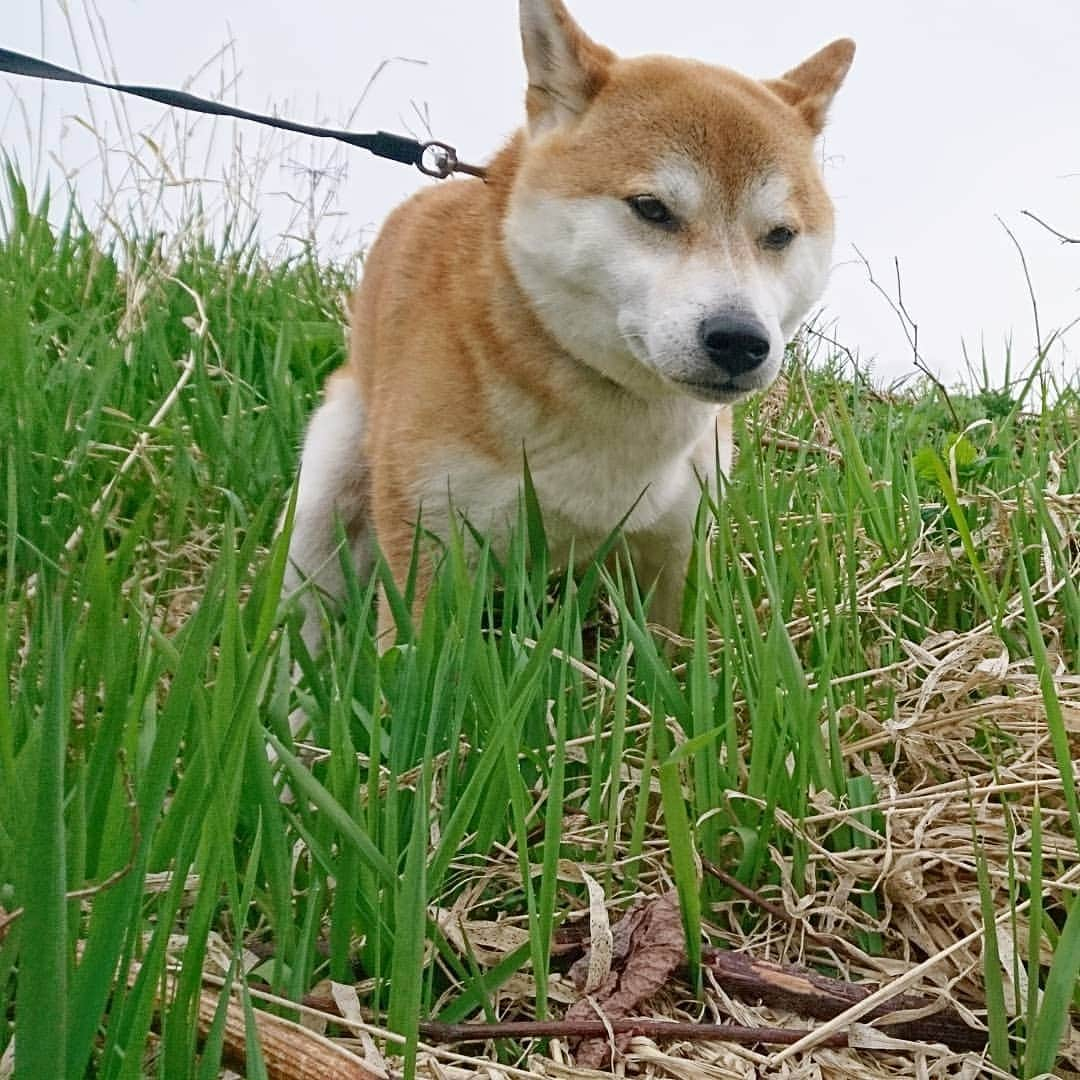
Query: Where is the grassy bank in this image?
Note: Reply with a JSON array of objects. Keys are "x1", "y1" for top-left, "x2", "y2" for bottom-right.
[{"x1": 1, "y1": 168, "x2": 1078, "y2": 1078}]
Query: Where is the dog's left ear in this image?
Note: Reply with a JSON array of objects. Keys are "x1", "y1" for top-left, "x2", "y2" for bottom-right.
[
  {"x1": 766, "y1": 38, "x2": 855, "y2": 134},
  {"x1": 519, "y1": 0, "x2": 616, "y2": 135}
]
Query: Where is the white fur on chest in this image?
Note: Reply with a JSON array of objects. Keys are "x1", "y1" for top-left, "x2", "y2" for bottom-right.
[{"x1": 411, "y1": 376, "x2": 728, "y2": 559}]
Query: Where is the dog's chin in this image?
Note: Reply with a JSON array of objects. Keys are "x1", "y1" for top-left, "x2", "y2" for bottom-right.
[
  {"x1": 639, "y1": 349, "x2": 778, "y2": 405},
  {"x1": 623, "y1": 337, "x2": 775, "y2": 404},
  {"x1": 670, "y1": 377, "x2": 757, "y2": 405}
]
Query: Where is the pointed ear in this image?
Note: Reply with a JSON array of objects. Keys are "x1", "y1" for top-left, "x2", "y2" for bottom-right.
[
  {"x1": 519, "y1": 0, "x2": 616, "y2": 135},
  {"x1": 766, "y1": 38, "x2": 855, "y2": 134}
]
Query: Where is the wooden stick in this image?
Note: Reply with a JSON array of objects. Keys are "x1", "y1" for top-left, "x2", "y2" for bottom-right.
[
  {"x1": 418, "y1": 1018, "x2": 849, "y2": 1049},
  {"x1": 199, "y1": 989, "x2": 384, "y2": 1079},
  {"x1": 127, "y1": 959, "x2": 384, "y2": 1080},
  {"x1": 702, "y1": 950, "x2": 986, "y2": 1052}
]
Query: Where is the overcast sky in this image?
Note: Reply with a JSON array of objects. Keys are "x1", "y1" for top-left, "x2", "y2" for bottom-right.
[{"x1": 4, "y1": 0, "x2": 1078, "y2": 388}]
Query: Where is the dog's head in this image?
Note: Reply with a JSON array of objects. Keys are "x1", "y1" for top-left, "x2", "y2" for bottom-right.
[{"x1": 502, "y1": 0, "x2": 854, "y2": 403}]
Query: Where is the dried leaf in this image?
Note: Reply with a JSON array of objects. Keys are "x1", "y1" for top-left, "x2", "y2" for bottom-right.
[
  {"x1": 436, "y1": 907, "x2": 531, "y2": 966},
  {"x1": 566, "y1": 891, "x2": 686, "y2": 1068}
]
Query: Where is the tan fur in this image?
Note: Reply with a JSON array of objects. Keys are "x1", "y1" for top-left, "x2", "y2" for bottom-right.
[{"x1": 284, "y1": 0, "x2": 853, "y2": 648}]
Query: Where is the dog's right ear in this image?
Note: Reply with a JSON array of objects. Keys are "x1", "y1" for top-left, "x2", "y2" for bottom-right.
[
  {"x1": 519, "y1": 0, "x2": 615, "y2": 135},
  {"x1": 766, "y1": 39, "x2": 855, "y2": 135}
]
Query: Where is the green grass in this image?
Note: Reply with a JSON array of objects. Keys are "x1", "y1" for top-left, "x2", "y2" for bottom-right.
[{"x1": 1, "y1": 165, "x2": 1078, "y2": 1077}]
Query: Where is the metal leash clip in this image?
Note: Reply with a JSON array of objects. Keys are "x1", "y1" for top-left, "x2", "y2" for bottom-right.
[{"x1": 418, "y1": 140, "x2": 486, "y2": 180}]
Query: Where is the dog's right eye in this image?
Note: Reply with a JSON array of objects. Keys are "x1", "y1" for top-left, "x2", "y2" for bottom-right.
[
  {"x1": 761, "y1": 225, "x2": 798, "y2": 251},
  {"x1": 627, "y1": 194, "x2": 675, "y2": 227}
]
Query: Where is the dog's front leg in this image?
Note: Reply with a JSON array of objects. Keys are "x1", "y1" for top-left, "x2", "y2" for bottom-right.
[{"x1": 626, "y1": 526, "x2": 694, "y2": 635}]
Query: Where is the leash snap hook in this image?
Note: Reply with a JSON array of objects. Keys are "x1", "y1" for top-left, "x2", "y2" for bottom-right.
[
  {"x1": 418, "y1": 140, "x2": 458, "y2": 179},
  {"x1": 417, "y1": 140, "x2": 487, "y2": 180}
]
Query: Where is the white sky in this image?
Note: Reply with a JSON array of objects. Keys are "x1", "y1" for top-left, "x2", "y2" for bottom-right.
[{"x1": 4, "y1": 0, "x2": 1079, "y2": 387}]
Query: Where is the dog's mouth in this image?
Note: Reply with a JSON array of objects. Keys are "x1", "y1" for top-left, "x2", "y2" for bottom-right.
[
  {"x1": 672, "y1": 377, "x2": 755, "y2": 404},
  {"x1": 618, "y1": 327, "x2": 771, "y2": 404}
]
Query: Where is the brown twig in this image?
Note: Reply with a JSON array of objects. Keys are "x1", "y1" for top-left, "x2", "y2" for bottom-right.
[
  {"x1": 852, "y1": 245, "x2": 960, "y2": 426},
  {"x1": 418, "y1": 1017, "x2": 849, "y2": 1049},
  {"x1": 1021, "y1": 209, "x2": 1080, "y2": 245},
  {"x1": 703, "y1": 858, "x2": 805, "y2": 931},
  {"x1": 702, "y1": 950, "x2": 986, "y2": 1053},
  {"x1": 802, "y1": 324, "x2": 881, "y2": 396},
  {"x1": 996, "y1": 215, "x2": 1043, "y2": 358},
  {"x1": 702, "y1": 858, "x2": 869, "y2": 964},
  {"x1": 702, "y1": 859, "x2": 840, "y2": 954}
]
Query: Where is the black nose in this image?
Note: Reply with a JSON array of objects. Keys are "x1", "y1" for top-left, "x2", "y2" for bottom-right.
[{"x1": 699, "y1": 315, "x2": 771, "y2": 376}]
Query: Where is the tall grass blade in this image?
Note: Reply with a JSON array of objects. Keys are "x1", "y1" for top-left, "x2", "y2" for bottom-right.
[{"x1": 13, "y1": 601, "x2": 67, "y2": 1080}]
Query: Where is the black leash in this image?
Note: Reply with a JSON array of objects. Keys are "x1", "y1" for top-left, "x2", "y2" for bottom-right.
[{"x1": 0, "y1": 46, "x2": 486, "y2": 180}]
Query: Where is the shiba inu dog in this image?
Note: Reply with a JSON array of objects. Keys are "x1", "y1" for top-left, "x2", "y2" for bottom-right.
[{"x1": 285, "y1": 0, "x2": 853, "y2": 648}]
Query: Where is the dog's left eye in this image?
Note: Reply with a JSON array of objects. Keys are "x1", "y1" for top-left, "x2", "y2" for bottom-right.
[
  {"x1": 627, "y1": 195, "x2": 675, "y2": 226},
  {"x1": 761, "y1": 225, "x2": 798, "y2": 251}
]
